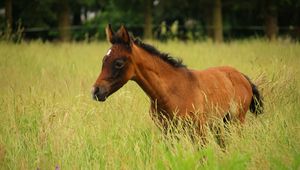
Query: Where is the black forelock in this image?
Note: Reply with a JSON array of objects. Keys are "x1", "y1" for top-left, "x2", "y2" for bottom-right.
[
  {"x1": 110, "y1": 35, "x2": 130, "y2": 50},
  {"x1": 111, "y1": 35, "x2": 129, "y2": 45}
]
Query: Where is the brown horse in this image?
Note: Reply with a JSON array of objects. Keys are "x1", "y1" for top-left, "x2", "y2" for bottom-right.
[{"x1": 92, "y1": 25, "x2": 263, "y2": 139}]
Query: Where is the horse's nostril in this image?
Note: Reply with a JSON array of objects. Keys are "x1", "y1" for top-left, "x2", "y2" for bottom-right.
[{"x1": 91, "y1": 86, "x2": 99, "y2": 95}]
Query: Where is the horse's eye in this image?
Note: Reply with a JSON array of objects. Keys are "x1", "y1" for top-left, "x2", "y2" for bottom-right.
[{"x1": 114, "y1": 59, "x2": 125, "y2": 69}]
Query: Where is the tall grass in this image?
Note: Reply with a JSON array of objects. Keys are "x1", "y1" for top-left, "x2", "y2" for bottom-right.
[{"x1": 0, "y1": 40, "x2": 299, "y2": 169}]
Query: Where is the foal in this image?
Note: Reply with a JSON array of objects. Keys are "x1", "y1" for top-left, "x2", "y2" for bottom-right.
[{"x1": 92, "y1": 25, "x2": 263, "y2": 141}]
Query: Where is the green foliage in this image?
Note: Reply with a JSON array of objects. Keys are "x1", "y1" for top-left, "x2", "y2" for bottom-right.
[
  {"x1": 0, "y1": 40, "x2": 299, "y2": 169},
  {"x1": 13, "y1": 0, "x2": 56, "y2": 28},
  {"x1": 1, "y1": 0, "x2": 300, "y2": 40}
]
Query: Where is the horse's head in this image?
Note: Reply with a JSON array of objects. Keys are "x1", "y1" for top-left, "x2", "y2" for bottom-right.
[{"x1": 92, "y1": 25, "x2": 136, "y2": 101}]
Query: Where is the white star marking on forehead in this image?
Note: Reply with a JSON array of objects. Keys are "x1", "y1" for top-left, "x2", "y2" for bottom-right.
[{"x1": 106, "y1": 49, "x2": 112, "y2": 56}]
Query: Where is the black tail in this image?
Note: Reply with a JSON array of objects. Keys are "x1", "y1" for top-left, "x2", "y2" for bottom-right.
[{"x1": 244, "y1": 75, "x2": 264, "y2": 115}]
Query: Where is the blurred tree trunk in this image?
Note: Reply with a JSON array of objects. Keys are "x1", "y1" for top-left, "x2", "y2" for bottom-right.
[
  {"x1": 144, "y1": 0, "x2": 153, "y2": 39},
  {"x1": 203, "y1": 8, "x2": 213, "y2": 40},
  {"x1": 58, "y1": 0, "x2": 71, "y2": 41},
  {"x1": 73, "y1": 8, "x2": 82, "y2": 26},
  {"x1": 5, "y1": 0, "x2": 13, "y2": 29},
  {"x1": 212, "y1": 0, "x2": 223, "y2": 43},
  {"x1": 264, "y1": 0, "x2": 278, "y2": 41}
]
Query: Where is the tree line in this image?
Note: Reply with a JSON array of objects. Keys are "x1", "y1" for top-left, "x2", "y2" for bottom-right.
[{"x1": 1, "y1": 0, "x2": 300, "y2": 42}]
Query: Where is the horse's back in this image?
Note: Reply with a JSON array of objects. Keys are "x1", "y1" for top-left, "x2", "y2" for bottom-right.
[{"x1": 192, "y1": 66, "x2": 253, "y2": 121}]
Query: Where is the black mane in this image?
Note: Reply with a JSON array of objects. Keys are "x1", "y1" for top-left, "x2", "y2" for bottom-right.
[
  {"x1": 110, "y1": 34, "x2": 186, "y2": 68},
  {"x1": 133, "y1": 38, "x2": 186, "y2": 68}
]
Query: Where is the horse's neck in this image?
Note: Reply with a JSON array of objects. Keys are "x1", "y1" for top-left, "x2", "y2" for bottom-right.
[{"x1": 132, "y1": 46, "x2": 188, "y2": 106}]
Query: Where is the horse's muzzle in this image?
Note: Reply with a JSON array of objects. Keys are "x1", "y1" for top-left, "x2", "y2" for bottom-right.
[{"x1": 91, "y1": 86, "x2": 108, "y2": 102}]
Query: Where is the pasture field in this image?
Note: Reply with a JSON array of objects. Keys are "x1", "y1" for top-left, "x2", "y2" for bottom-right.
[{"x1": 0, "y1": 40, "x2": 299, "y2": 169}]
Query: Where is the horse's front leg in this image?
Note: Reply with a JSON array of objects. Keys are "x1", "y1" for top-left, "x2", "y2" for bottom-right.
[{"x1": 149, "y1": 111, "x2": 172, "y2": 136}]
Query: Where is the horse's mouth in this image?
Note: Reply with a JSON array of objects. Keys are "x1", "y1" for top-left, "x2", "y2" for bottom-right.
[{"x1": 92, "y1": 93, "x2": 107, "y2": 102}]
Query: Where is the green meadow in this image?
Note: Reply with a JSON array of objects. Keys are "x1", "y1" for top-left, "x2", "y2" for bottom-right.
[{"x1": 0, "y1": 40, "x2": 299, "y2": 169}]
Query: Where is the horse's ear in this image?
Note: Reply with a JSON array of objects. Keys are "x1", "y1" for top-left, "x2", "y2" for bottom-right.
[
  {"x1": 117, "y1": 25, "x2": 131, "y2": 44},
  {"x1": 106, "y1": 24, "x2": 114, "y2": 44}
]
